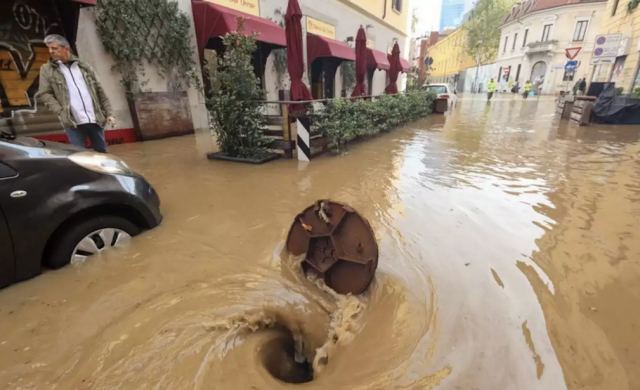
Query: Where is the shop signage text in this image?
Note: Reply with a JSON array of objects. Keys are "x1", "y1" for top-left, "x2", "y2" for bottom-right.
[
  {"x1": 306, "y1": 17, "x2": 336, "y2": 39},
  {"x1": 206, "y1": 0, "x2": 259, "y2": 16}
]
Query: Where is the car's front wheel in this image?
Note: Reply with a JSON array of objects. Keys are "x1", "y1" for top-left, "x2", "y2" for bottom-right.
[{"x1": 46, "y1": 216, "x2": 141, "y2": 269}]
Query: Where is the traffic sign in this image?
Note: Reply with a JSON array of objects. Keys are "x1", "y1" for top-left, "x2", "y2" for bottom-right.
[
  {"x1": 565, "y1": 60, "x2": 578, "y2": 71},
  {"x1": 565, "y1": 47, "x2": 582, "y2": 60}
]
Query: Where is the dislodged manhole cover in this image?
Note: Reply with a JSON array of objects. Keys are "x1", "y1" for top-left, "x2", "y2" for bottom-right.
[{"x1": 286, "y1": 200, "x2": 378, "y2": 295}]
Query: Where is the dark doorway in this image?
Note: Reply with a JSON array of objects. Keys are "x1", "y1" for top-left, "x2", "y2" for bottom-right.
[{"x1": 310, "y1": 58, "x2": 343, "y2": 99}]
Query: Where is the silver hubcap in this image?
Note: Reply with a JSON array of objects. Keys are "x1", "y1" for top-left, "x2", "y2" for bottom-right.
[{"x1": 70, "y1": 228, "x2": 131, "y2": 265}]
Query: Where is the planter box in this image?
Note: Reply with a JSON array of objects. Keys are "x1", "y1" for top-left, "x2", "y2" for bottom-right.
[
  {"x1": 206, "y1": 151, "x2": 280, "y2": 164},
  {"x1": 128, "y1": 91, "x2": 194, "y2": 141}
]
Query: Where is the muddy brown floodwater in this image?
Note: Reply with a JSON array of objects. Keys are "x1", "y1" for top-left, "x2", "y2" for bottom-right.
[{"x1": 1, "y1": 96, "x2": 639, "y2": 389}]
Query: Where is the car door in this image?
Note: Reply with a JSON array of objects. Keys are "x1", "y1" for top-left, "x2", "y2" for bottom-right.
[{"x1": 0, "y1": 162, "x2": 17, "y2": 288}]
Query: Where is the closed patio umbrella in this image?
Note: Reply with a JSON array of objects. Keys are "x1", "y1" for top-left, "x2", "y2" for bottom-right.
[
  {"x1": 385, "y1": 42, "x2": 401, "y2": 94},
  {"x1": 351, "y1": 26, "x2": 367, "y2": 98},
  {"x1": 285, "y1": 0, "x2": 312, "y2": 111}
]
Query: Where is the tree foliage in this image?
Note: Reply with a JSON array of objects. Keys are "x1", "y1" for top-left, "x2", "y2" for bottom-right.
[
  {"x1": 463, "y1": 0, "x2": 516, "y2": 65},
  {"x1": 207, "y1": 31, "x2": 271, "y2": 158}
]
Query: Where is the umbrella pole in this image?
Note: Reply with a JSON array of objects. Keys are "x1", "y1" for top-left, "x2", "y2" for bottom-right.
[{"x1": 296, "y1": 15, "x2": 312, "y2": 162}]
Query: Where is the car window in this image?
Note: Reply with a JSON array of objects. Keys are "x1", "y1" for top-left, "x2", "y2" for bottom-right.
[
  {"x1": 426, "y1": 86, "x2": 447, "y2": 94},
  {"x1": 0, "y1": 162, "x2": 17, "y2": 179}
]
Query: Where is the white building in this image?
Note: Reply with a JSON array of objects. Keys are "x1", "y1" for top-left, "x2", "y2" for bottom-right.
[{"x1": 495, "y1": 0, "x2": 607, "y2": 95}]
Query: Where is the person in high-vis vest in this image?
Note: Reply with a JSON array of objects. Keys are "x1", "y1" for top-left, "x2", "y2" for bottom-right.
[
  {"x1": 523, "y1": 80, "x2": 533, "y2": 99},
  {"x1": 487, "y1": 78, "x2": 497, "y2": 101}
]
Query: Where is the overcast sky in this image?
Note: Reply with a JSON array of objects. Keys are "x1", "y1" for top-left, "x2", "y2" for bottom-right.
[{"x1": 412, "y1": 0, "x2": 442, "y2": 37}]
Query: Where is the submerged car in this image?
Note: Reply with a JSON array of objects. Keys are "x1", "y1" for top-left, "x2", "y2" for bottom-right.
[
  {"x1": 0, "y1": 133, "x2": 161, "y2": 289},
  {"x1": 424, "y1": 83, "x2": 458, "y2": 111}
]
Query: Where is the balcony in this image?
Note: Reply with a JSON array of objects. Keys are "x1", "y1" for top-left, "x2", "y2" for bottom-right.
[{"x1": 525, "y1": 40, "x2": 557, "y2": 55}]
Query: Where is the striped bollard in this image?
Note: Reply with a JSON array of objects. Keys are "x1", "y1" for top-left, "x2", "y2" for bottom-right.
[{"x1": 296, "y1": 117, "x2": 311, "y2": 162}]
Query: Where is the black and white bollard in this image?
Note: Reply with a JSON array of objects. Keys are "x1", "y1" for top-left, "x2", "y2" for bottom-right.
[{"x1": 296, "y1": 117, "x2": 312, "y2": 162}]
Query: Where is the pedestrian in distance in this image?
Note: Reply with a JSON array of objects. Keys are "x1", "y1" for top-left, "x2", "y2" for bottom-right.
[
  {"x1": 523, "y1": 80, "x2": 533, "y2": 99},
  {"x1": 487, "y1": 78, "x2": 497, "y2": 101},
  {"x1": 37, "y1": 34, "x2": 115, "y2": 153},
  {"x1": 511, "y1": 81, "x2": 520, "y2": 94},
  {"x1": 578, "y1": 78, "x2": 587, "y2": 96}
]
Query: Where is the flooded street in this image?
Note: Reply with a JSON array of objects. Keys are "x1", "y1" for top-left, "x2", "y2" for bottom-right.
[{"x1": 1, "y1": 95, "x2": 639, "y2": 389}]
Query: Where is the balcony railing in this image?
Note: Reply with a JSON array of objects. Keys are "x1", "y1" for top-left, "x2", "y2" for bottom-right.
[{"x1": 525, "y1": 40, "x2": 558, "y2": 55}]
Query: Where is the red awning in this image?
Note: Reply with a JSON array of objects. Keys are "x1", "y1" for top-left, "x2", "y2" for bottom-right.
[
  {"x1": 400, "y1": 58, "x2": 411, "y2": 72},
  {"x1": 191, "y1": 0, "x2": 286, "y2": 53},
  {"x1": 72, "y1": 0, "x2": 96, "y2": 4},
  {"x1": 307, "y1": 33, "x2": 355, "y2": 64},
  {"x1": 367, "y1": 49, "x2": 390, "y2": 71}
]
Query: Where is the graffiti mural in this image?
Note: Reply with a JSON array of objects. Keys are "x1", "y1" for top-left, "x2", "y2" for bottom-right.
[{"x1": 0, "y1": 0, "x2": 64, "y2": 113}]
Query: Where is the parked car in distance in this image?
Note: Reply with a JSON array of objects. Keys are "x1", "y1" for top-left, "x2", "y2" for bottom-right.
[
  {"x1": 424, "y1": 83, "x2": 458, "y2": 111},
  {"x1": 0, "y1": 133, "x2": 161, "y2": 289}
]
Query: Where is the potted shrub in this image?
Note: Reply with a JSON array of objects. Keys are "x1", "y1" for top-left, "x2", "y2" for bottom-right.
[{"x1": 206, "y1": 31, "x2": 277, "y2": 164}]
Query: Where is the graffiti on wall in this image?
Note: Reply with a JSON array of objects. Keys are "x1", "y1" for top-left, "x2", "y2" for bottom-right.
[{"x1": 0, "y1": 0, "x2": 64, "y2": 113}]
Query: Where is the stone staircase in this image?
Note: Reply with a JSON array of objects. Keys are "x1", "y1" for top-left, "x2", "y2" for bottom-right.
[
  {"x1": 0, "y1": 107, "x2": 62, "y2": 137},
  {"x1": 263, "y1": 115, "x2": 329, "y2": 159}
]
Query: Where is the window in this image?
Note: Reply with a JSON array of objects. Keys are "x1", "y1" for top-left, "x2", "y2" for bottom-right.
[
  {"x1": 503, "y1": 36, "x2": 509, "y2": 53},
  {"x1": 392, "y1": 0, "x2": 402, "y2": 12},
  {"x1": 611, "y1": 0, "x2": 620, "y2": 16},
  {"x1": 515, "y1": 64, "x2": 521, "y2": 81},
  {"x1": 512, "y1": 33, "x2": 518, "y2": 50},
  {"x1": 573, "y1": 20, "x2": 588, "y2": 41},
  {"x1": 633, "y1": 63, "x2": 640, "y2": 91},
  {"x1": 610, "y1": 56, "x2": 627, "y2": 83},
  {"x1": 425, "y1": 85, "x2": 447, "y2": 94},
  {"x1": 522, "y1": 29, "x2": 529, "y2": 47},
  {"x1": 541, "y1": 24, "x2": 552, "y2": 42}
]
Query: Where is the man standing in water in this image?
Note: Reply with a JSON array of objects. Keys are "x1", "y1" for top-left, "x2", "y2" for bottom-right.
[
  {"x1": 37, "y1": 34, "x2": 115, "y2": 153},
  {"x1": 578, "y1": 78, "x2": 587, "y2": 95},
  {"x1": 523, "y1": 80, "x2": 533, "y2": 99},
  {"x1": 487, "y1": 78, "x2": 497, "y2": 101}
]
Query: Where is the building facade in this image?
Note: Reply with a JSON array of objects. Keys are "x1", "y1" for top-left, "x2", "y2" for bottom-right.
[
  {"x1": 415, "y1": 31, "x2": 445, "y2": 84},
  {"x1": 440, "y1": 0, "x2": 465, "y2": 31},
  {"x1": 260, "y1": 0, "x2": 411, "y2": 100},
  {"x1": 440, "y1": 0, "x2": 476, "y2": 31},
  {"x1": 1, "y1": 0, "x2": 411, "y2": 144},
  {"x1": 427, "y1": 27, "x2": 475, "y2": 87},
  {"x1": 496, "y1": 0, "x2": 607, "y2": 95},
  {"x1": 590, "y1": 0, "x2": 640, "y2": 93}
]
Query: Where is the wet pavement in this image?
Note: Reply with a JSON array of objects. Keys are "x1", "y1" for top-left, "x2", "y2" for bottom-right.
[{"x1": 1, "y1": 95, "x2": 639, "y2": 389}]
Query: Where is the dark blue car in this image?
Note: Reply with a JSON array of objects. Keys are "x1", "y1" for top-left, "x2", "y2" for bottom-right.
[{"x1": 0, "y1": 134, "x2": 161, "y2": 288}]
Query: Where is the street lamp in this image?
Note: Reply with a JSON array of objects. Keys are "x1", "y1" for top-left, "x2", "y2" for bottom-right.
[{"x1": 473, "y1": 40, "x2": 483, "y2": 93}]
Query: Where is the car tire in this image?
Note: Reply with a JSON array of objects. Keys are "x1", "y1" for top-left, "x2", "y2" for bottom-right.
[{"x1": 46, "y1": 216, "x2": 141, "y2": 270}]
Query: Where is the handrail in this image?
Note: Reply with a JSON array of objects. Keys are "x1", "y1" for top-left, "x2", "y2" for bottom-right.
[{"x1": 258, "y1": 91, "x2": 423, "y2": 105}]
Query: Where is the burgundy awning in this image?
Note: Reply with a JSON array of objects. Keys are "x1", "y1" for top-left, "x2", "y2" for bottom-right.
[
  {"x1": 367, "y1": 49, "x2": 390, "y2": 71},
  {"x1": 307, "y1": 33, "x2": 355, "y2": 64},
  {"x1": 72, "y1": 0, "x2": 96, "y2": 4},
  {"x1": 191, "y1": 0, "x2": 286, "y2": 53},
  {"x1": 400, "y1": 58, "x2": 411, "y2": 72}
]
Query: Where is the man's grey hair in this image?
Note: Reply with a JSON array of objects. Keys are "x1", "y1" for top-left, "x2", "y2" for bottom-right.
[{"x1": 44, "y1": 34, "x2": 70, "y2": 48}]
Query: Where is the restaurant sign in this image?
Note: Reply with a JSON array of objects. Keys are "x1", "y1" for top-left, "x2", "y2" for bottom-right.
[
  {"x1": 306, "y1": 17, "x2": 336, "y2": 39},
  {"x1": 206, "y1": 0, "x2": 259, "y2": 16}
]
